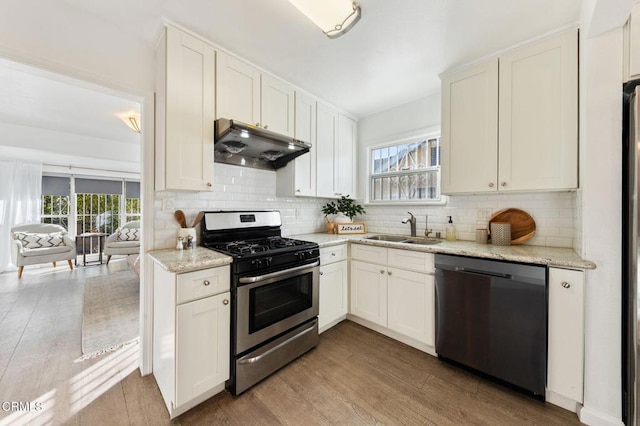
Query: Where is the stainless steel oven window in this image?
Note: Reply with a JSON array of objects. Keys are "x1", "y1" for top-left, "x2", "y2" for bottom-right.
[{"x1": 249, "y1": 273, "x2": 314, "y2": 333}]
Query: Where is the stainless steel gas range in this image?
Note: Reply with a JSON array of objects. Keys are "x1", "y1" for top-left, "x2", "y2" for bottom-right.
[{"x1": 200, "y1": 210, "x2": 319, "y2": 395}]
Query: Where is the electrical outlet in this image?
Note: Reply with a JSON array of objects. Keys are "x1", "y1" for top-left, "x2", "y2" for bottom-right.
[{"x1": 477, "y1": 208, "x2": 492, "y2": 220}]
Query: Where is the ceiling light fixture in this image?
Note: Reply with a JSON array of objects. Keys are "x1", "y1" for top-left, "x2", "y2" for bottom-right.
[
  {"x1": 288, "y1": 0, "x2": 361, "y2": 39},
  {"x1": 124, "y1": 115, "x2": 141, "y2": 133}
]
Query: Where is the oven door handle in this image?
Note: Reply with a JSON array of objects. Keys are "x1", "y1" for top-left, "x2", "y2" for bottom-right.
[{"x1": 239, "y1": 261, "x2": 320, "y2": 284}]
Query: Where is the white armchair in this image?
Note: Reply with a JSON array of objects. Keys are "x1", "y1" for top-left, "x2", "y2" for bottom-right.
[
  {"x1": 10, "y1": 223, "x2": 76, "y2": 278},
  {"x1": 104, "y1": 220, "x2": 141, "y2": 264}
]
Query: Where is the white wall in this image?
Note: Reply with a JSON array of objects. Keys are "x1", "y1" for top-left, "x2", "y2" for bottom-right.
[{"x1": 578, "y1": 27, "x2": 626, "y2": 426}]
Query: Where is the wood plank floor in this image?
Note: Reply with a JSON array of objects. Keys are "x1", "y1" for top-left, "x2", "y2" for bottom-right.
[{"x1": 0, "y1": 262, "x2": 580, "y2": 425}]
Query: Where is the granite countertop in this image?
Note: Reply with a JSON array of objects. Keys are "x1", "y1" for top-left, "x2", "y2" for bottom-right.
[
  {"x1": 289, "y1": 232, "x2": 596, "y2": 270},
  {"x1": 147, "y1": 246, "x2": 233, "y2": 273}
]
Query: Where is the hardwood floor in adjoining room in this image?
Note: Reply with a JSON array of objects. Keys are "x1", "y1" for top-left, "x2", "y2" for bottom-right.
[{"x1": 0, "y1": 262, "x2": 580, "y2": 425}]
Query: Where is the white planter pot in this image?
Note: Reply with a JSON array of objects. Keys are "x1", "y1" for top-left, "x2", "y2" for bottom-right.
[{"x1": 333, "y1": 213, "x2": 352, "y2": 223}]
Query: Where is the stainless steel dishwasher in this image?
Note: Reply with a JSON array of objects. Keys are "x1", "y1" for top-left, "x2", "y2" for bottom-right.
[{"x1": 434, "y1": 254, "x2": 547, "y2": 398}]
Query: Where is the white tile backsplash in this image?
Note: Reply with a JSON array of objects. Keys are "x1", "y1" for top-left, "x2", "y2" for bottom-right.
[{"x1": 153, "y1": 164, "x2": 579, "y2": 249}]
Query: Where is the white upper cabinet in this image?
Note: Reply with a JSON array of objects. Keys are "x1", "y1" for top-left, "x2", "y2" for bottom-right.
[
  {"x1": 216, "y1": 51, "x2": 261, "y2": 125},
  {"x1": 498, "y1": 30, "x2": 578, "y2": 191},
  {"x1": 316, "y1": 101, "x2": 338, "y2": 198},
  {"x1": 441, "y1": 29, "x2": 578, "y2": 194},
  {"x1": 261, "y1": 74, "x2": 295, "y2": 136},
  {"x1": 276, "y1": 91, "x2": 317, "y2": 197},
  {"x1": 441, "y1": 58, "x2": 499, "y2": 193},
  {"x1": 155, "y1": 26, "x2": 215, "y2": 192},
  {"x1": 626, "y1": 3, "x2": 640, "y2": 81},
  {"x1": 217, "y1": 51, "x2": 295, "y2": 137}
]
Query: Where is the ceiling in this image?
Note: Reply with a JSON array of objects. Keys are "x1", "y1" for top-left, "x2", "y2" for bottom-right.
[{"x1": 61, "y1": 0, "x2": 582, "y2": 118}]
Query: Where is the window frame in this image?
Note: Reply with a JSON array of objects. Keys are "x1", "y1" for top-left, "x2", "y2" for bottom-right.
[{"x1": 366, "y1": 130, "x2": 447, "y2": 206}]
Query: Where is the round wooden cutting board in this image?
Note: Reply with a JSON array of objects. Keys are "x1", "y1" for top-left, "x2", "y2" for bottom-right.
[{"x1": 488, "y1": 208, "x2": 536, "y2": 245}]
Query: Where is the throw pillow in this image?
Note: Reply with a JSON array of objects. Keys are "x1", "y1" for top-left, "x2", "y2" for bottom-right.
[
  {"x1": 13, "y1": 232, "x2": 65, "y2": 249},
  {"x1": 118, "y1": 228, "x2": 139, "y2": 241}
]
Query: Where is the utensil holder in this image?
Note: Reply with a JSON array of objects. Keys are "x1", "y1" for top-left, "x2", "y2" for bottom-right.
[
  {"x1": 490, "y1": 222, "x2": 511, "y2": 246},
  {"x1": 475, "y1": 228, "x2": 488, "y2": 244},
  {"x1": 177, "y1": 228, "x2": 197, "y2": 248}
]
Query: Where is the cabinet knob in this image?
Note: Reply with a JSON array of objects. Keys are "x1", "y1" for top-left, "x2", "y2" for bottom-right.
[
  {"x1": 203, "y1": 280, "x2": 210, "y2": 286},
  {"x1": 264, "y1": 124, "x2": 269, "y2": 130},
  {"x1": 255, "y1": 122, "x2": 260, "y2": 127},
  {"x1": 206, "y1": 182, "x2": 212, "y2": 187},
  {"x1": 223, "y1": 299, "x2": 229, "y2": 305},
  {"x1": 380, "y1": 269, "x2": 385, "y2": 274},
  {"x1": 296, "y1": 189, "x2": 301, "y2": 193},
  {"x1": 501, "y1": 182, "x2": 507, "y2": 187},
  {"x1": 319, "y1": 271, "x2": 324, "y2": 276},
  {"x1": 488, "y1": 182, "x2": 495, "y2": 188},
  {"x1": 331, "y1": 253, "x2": 336, "y2": 257},
  {"x1": 561, "y1": 281, "x2": 571, "y2": 288},
  {"x1": 387, "y1": 271, "x2": 392, "y2": 276}
]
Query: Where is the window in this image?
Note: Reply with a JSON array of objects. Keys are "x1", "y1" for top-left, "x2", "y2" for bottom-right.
[
  {"x1": 41, "y1": 176, "x2": 70, "y2": 229},
  {"x1": 125, "y1": 181, "x2": 141, "y2": 223},
  {"x1": 369, "y1": 136, "x2": 441, "y2": 202}
]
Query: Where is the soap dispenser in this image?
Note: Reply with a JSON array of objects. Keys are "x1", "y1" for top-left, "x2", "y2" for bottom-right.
[{"x1": 446, "y1": 216, "x2": 457, "y2": 241}]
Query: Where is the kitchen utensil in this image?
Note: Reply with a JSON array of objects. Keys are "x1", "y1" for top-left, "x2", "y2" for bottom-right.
[
  {"x1": 488, "y1": 208, "x2": 536, "y2": 244},
  {"x1": 174, "y1": 210, "x2": 187, "y2": 228},
  {"x1": 490, "y1": 222, "x2": 512, "y2": 246},
  {"x1": 475, "y1": 228, "x2": 488, "y2": 244},
  {"x1": 192, "y1": 211, "x2": 205, "y2": 228}
]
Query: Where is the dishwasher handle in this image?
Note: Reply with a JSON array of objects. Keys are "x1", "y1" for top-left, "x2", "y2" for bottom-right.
[{"x1": 454, "y1": 266, "x2": 514, "y2": 280}]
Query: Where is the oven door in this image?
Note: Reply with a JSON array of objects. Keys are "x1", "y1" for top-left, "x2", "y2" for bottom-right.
[{"x1": 235, "y1": 261, "x2": 319, "y2": 355}]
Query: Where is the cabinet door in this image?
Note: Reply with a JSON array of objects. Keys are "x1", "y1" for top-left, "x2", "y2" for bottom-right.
[
  {"x1": 630, "y1": 4, "x2": 640, "y2": 80},
  {"x1": 350, "y1": 260, "x2": 387, "y2": 326},
  {"x1": 387, "y1": 268, "x2": 434, "y2": 345},
  {"x1": 319, "y1": 260, "x2": 348, "y2": 332},
  {"x1": 164, "y1": 26, "x2": 215, "y2": 191},
  {"x1": 336, "y1": 114, "x2": 356, "y2": 197},
  {"x1": 261, "y1": 74, "x2": 295, "y2": 136},
  {"x1": 175, "y1": 292, "x2": 230, "y2": 407},
  {"x1": 216, "y1": 51, "x2": 260, "y2": 125},
  {"x1": 441, "y1": 58, "x2": 498, "y2": 194},
  {"x1": 498, "y1": 30, "x2": 578, "y2": 191},
  {"x1": 548, "y1": 268, "x2": 584, "y2": 403},
  {"x1": 316, "y1": 101, "x2": 338, "y2": 198},
  {"x1": 293, "y1": 92, "x2": 317, "y2": 196}
]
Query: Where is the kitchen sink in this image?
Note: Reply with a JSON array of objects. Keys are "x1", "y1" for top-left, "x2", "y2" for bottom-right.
[
  {"x1": 402, "y1": 238, "x2": 441, "y2": 245},
  {"x1": 364, "y1": 235, "x2": 412, "y2": 242},
  {"x1": 364, "y1": 235, "x2": 441, "y2": 245}
]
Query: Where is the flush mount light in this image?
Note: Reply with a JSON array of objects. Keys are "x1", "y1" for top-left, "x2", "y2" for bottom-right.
[
  {"x1": 124, "y1": 115, "x2": 141, "y2": 133},
  {"x1": 288, "y1": 0, "x2": 361, "y2": 39}
]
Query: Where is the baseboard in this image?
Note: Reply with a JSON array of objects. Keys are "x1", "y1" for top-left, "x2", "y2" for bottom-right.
[
  {"x1": 578, "y1": 405, "x2": 624, "y2": 426},
  {"x1": 319, "y1": 315, "x2": 347, "y2": 334},
  {"x1": 545, "y1": 389, "x2": 580, "y2": 413}
]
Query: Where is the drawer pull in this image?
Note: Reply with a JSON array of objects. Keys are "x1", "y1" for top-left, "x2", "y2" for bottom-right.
[
  {"x1": 561, "y1": 281, "x2": 571, "y2": 289},
  {"x1": 319, "y1": 271, "x2": 324, "y2": 276},
  {"x1": 331, "y1": 253, "x2": 336, "y2": 257},
  {"x1": 380, "y1": 269, "x2": 385, "y2": 274},
  {"x1": 206, "y1": 182, "x2": 212, "y2": 187},
  {"x1": 203, "y1": 280, "x2": 210, "y2": 286},
  {"x1": 223, "y1": 299, "x2": 229, "y2": 305},
  {"x1": 388, "y1": 271, "x2": 392, "y2": 276}
]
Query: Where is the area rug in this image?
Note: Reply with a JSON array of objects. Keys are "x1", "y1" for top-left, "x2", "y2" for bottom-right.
[{"x1": 82, "y1": 269, "x2": 139, "y2": 358}]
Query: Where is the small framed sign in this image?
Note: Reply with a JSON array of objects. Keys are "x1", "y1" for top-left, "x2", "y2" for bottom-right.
[{"x1": 336, "y1": 222, "x2": 367, "y2": 234}]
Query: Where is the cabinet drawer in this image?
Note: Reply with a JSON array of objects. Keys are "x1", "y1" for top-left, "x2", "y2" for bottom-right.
[
  {"x1": 320, "y1": 244, "x2": 347, "y2": 265},
  {"x1": 177, "y1": 265, "x2": 230, "y2": 304},
  {"x1": 388, "y1": 248, "x2": 434, "y2": 274},
  {"x1": 351, "y1": 244, "x2": 387, "y2": 264}
]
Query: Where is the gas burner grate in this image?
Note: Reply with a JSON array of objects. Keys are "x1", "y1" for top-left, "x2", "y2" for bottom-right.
[
  {"x1": 267, "y1": 237, "x2": 307, "y2": 249},
  {"x1": 224, "y1": 241, "x2": 269, "y2": 255}
]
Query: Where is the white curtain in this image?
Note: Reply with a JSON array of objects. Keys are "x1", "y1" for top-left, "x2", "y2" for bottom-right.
[{"x1": 0, "y1": 161, "x2": 43, "y2": 272}]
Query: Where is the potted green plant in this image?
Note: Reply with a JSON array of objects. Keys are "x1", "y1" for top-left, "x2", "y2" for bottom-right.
[{"x1": 322, "y1": 195, "x2": 366, "y2": 223}]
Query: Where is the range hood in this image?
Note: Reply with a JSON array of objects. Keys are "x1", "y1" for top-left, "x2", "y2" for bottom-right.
[{"x1": 214, "y1": 118, "x2": 311, "y2": 170}]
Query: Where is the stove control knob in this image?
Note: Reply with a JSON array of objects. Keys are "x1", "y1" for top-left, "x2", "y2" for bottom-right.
[
  {"x1": 252, "y1": 259, "x2": 264, "y2": 268},
  {"x1": 264, "y1": 257, "x2": 273, "y2": 267}
]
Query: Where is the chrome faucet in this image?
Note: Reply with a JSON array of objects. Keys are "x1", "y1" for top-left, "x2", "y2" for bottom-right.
[
  {"x1": 425, "y1": 215, "x2": 434, "y2": 238},
  {"x1": 402, "y1": 212, "x2": 417, "y2": 237}
]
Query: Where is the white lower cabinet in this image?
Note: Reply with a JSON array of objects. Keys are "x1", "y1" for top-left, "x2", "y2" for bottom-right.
[
  {"x1": 152, "y1": 261, "x2": 230, "y2": 418},
  {"x1": 319, "y1": 244, "x2": 348, "y2": 332},
  {"x1": 547, "y1": 267, "x2": 584, "y2": 406},
  {"x1": 350, "y1": 244, "x2": 435, "y2": 348}
]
